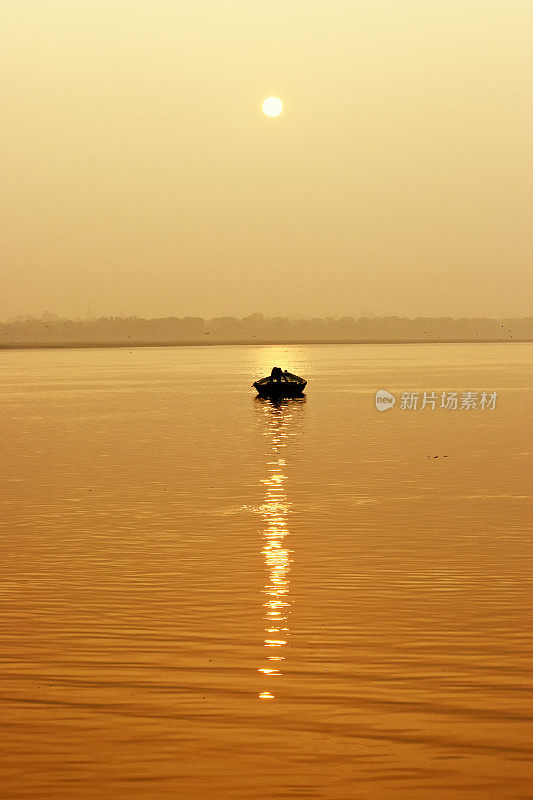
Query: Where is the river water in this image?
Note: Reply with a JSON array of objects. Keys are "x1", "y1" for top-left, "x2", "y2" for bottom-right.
[{"x1": 1, "y1": 343, "x2": 531, "y2": 799}]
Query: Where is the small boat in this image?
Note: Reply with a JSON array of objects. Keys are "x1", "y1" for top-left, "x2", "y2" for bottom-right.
[{"x1": 253, "y1": 367, "x2": 307, "y2": 398}]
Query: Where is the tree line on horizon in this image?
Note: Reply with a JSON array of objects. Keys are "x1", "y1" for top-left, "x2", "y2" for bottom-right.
[{"x1": 0, "y1": 313, "x2": 531, "y2": 344}]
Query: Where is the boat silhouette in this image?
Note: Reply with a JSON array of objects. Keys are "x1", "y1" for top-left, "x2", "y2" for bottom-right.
[{"x1": 253, "y1": 367, "x2": 307, "y2": 398}]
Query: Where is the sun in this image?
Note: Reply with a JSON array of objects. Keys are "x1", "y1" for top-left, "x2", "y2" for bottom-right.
[{"x1": 262, "y1": 97, "x2": 283, "y2": 117}]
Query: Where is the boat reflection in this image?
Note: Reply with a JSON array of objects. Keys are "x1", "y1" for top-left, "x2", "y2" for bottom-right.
[{"x1": 255, "y1": 397, "x2": 306, "y2": 699}]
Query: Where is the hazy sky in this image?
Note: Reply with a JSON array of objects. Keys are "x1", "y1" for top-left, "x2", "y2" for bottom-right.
[{"x1": 2, "y1": 1, "x2": 532, "y2": 320}]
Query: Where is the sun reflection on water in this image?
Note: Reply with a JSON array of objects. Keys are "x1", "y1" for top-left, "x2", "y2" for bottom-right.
[{"x1": 255, "y1": 397, "x2": 305, "y2": 699}]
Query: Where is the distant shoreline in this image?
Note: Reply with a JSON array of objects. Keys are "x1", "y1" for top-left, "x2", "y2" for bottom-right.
[{"x1": 0, "y1": 338, "x2": 530, "y2": 351}]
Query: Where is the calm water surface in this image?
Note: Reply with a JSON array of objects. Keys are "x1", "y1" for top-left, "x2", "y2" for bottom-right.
[{"x1": 1, "y1": 344, "x2": 532, "y2": 799}]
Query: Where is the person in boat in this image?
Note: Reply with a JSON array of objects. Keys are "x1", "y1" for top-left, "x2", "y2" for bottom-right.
[{"x1": 270, "y1": 366, "x2": 283, "y2": 382}]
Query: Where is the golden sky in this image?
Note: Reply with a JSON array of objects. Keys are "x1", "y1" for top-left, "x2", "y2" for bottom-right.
[{"x1": 2, "y1": 1, "x2": 531, "y2": 319}]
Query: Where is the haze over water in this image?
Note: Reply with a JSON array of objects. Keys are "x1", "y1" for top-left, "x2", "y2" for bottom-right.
[{"x1": 1, "y1": 343, "x2": 531, "y2": 799}]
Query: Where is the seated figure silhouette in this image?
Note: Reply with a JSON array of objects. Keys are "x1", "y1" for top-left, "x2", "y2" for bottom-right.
[{"x1": 270, "y1": 366, "x2": 283, "y2": 382}]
